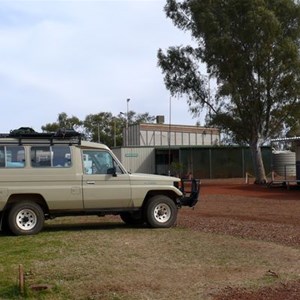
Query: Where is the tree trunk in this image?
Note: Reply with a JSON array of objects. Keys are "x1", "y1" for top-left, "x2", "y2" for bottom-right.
[{"x1": 250, "y1": 140, "x2": 267, "y2": 184}]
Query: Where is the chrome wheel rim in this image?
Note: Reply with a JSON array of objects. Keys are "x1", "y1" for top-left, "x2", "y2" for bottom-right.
[
  {"x1": 16, "y1": 209, "x2": 37, "y2": 231},
  {"x1": 153, "y1": 203, "x2": 171, "y2": 223}
]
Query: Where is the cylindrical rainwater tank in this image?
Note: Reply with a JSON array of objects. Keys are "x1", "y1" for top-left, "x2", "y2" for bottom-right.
[
  {"x1": 272, "y1": 151, "x2": 296, "y2": 177},
  {"x1": 296, "y1": 144, "x2": 300, "y2": 181}
]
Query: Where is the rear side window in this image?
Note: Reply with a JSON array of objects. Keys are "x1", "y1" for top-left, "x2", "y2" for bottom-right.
[
  {"x1": 0, "y1": 146, "x2": 25, "y2": 168},
  {"x1": 31, "y1": 146, "x2": 71, "y2": 168}
]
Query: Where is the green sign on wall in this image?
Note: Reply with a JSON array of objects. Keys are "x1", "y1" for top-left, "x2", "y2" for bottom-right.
[{"x1": 125, "y1": 153, "x2": 138, "y2": 158}]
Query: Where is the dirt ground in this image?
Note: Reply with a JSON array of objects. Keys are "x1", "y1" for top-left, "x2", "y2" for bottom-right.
[{"x1": 177, "y1": 178, "x2": 300, "y2": 300}]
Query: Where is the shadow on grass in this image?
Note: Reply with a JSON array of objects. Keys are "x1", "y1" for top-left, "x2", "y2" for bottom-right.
[
  {"x1": 0, "y1": 284, "x2": 21, "y2": 299},
  {"x1": 43, "y1": 217, "x2": 149, "y2": 232},
  {"x1": 0, "y1": 221, "x2": 149, "y2": 236},
  {"x1": 43, "y1": 221, "x2": 149, "y2": 233}
]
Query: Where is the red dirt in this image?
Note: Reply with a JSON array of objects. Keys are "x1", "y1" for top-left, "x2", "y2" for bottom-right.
[{"x1": 178, "y1": 178, "x2": 300, "y2": 300}]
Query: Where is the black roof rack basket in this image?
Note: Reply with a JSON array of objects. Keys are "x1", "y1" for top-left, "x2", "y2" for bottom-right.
[{"x1": 0, "y1": 127, "x2": 82, "y2": 145}]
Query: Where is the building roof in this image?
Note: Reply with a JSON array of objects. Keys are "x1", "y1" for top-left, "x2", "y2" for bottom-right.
[
  {"x1": 135, "y1": 123, "x2": 220, "y2": 134},
  {"x1": 271, "y1": 136, "x2": 300, "y2": 142}
]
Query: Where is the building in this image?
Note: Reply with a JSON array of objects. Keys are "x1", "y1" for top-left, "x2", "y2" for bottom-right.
[
  {"x1": 115, "y1": 118, "x2": 221, "y2": 175},
  {"x1": 113, "y1": 119, "x2": 272, "y2": 178},
  {"x1": 123, "y1": 121, "x2": 220, "y2": 147},
  {"x1": 113, "y1": 117, "x2": 275, "y2": 179},
  {"x1": 112, "y1": 145, "x2": 271, "y2": 179}
]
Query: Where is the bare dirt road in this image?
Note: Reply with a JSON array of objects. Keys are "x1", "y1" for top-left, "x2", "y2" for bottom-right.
[{"x1": 178, "y1": 179, "x2": 300, "y2": 300}]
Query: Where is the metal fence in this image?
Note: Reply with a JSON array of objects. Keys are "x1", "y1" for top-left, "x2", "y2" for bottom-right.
[{"x1": 179, "y1": 146, "x2": 271, "y2": 179}]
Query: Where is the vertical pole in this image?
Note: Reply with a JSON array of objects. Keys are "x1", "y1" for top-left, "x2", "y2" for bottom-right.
[
  {"x1": 242, "y1": 148, "x2": 245, "y2": 178},
  {"x1": 114, "y1": 119, "x2": 116, "y2": 147},
  {"x1": 126, "y1": 98, "x2": 130, "y2": 146},
  {"x1": 168, "y1": 96, "x2": 172, "y2": 176},
  {"x1": 19, "y1": 264, "x2": 24, "y2": 295},
  {"x1": 209, "y1": 148, "x2": 212, "y2": 179}
]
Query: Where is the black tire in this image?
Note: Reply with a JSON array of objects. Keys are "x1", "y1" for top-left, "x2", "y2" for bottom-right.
[
  {"x1": 120, "y1": 211, "x2": 145, "y2": 226},
  {"x1": 8, "y1": 202, "x2": 45, "y2": 236},
  {"x1": 145, "y1": 195, "x2": 177, "y2": 228}
]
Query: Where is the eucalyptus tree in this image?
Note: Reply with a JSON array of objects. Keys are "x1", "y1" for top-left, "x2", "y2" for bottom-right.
[
  {"x1": 84, "y1": 111, "x2": 156, "y2": 147},
  {"x1": 41, "y1": 112, "x2": 83, "y2": 133},
  {"x1": 83, "y1": 112, "x2": 116, "y2": 146},
  {"x1": 158, "y1": 0, "x2": 300, "y2": 183},
  {"x1": 42, "y1": 111, "x2": 156, "y2": 148}
]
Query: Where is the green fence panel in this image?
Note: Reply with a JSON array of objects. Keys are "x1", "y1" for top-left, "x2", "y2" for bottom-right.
[{"x1": 179, "y1": 146, "x2": 271, "y2": 179}]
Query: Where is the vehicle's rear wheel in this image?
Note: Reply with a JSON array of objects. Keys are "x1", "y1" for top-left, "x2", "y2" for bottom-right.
[
  {"x1": 120, "y1": 211, "x2": 145, "y2": 226},
  {"x1": 8, "y1": 202, "x2": 45, "y2": 235},
  {"x1": 145, "y1": 195, "x2": 177, "y2": 228}
]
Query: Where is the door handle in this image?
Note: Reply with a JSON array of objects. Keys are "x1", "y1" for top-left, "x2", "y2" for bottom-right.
[{"x1": 86, "y1": 181, "x2": 95, "y2": 185}]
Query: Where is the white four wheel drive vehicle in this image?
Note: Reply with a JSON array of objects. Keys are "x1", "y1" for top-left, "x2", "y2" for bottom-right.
[{"x1": 0, "y1": 128, "x2": 200, "y2": 235}]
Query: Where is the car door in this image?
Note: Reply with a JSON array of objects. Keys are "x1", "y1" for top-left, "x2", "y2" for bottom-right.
[{"x1": 82, "y1": 149, "x2": 132, "y2": 209}]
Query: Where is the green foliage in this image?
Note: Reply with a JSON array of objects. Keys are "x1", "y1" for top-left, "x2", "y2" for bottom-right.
[
  {"x1": 158, "y1": 0, "x2": 300, "y2": 182},
  {"x1": 41, "y1": 112, "x2": 83, "y2": 133},
  {"x1": 83, "y1": 112, "x2": 116, "y2": 145},
  {"x1": 170, "y1": 161, "x2": 184, "y2": 177},
  {"x1": 83, "y1": 111, "x2": 156, "y2": 147},
  {"x1": 132, "y1": 112, "x2": 156, "y2": 124},
  {"x1": 41, "y1": 111, "x2": 155, "y2": 147}
]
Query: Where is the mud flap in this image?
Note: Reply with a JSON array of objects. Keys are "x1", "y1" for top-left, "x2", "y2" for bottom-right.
[{"x1": 0, "y1": 212, "x2": 3, "y2": 231}]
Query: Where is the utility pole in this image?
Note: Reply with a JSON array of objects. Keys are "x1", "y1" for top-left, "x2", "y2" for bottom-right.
[
  {"x1": 126, "y1": 98, "x2": 130, "y2": 147},
  {"x1": 168, "y1": 96, "x2": 171, "y2": 176},
  {"x1": 113, "y1": 118, "x2": 116, "y2": 147}
]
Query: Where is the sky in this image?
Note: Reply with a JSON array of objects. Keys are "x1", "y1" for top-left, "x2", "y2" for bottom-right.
[{"x1": 0, "y1": 0, "x2": 206, "y2": 133}]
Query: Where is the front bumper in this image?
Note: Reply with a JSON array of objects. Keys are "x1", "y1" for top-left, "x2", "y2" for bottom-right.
[{"x1": 177, "y1": 179, "x2": 200, "y2": 207}]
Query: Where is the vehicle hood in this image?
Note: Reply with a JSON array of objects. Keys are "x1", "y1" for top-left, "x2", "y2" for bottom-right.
[{"x1": 128, "y1": 173, "x2": 180, "y2": 183}]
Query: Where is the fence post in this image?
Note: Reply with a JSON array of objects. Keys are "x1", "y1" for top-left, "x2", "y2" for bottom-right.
[{"x1": 209, "y1": 148, "x2": 212, "y2": 179}]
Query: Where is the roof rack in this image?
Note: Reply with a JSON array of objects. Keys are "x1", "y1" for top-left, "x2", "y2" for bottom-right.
[{"x1": 0, "y1": 127, "x2": 82, "y2": 146}]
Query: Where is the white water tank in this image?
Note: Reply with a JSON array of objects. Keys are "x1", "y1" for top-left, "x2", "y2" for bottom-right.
[{"x1": 272, "y1": 151, "x2": 296, "y2": 176}]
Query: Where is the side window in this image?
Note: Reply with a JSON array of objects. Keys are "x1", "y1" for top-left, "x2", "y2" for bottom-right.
[
  {"x1": 0, "y1": 146, "x2": 25, "y2": 168},
  {"x1": 31, "y1": 146, "x2": 71, "y2": 168},
  {"x1": 0, "y1": 147, "x2": 4, "y2": 167},
  {"x1": 31, "y1": 147, "x2": 51, "y2": 167},
  {"x1": 83, "y1": 153, "x2": 93, "y2": 174},
  {"x1": 52, "y1": 146, "x2": 71, "y2": 167},
  {"x1": 83, "y1": 150, "x2": 123, "y2": 175}
]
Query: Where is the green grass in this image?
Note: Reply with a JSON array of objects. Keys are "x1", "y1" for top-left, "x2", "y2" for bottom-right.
[{"x1": 0, "y1": 217, "x2": 300, "y2": 299}]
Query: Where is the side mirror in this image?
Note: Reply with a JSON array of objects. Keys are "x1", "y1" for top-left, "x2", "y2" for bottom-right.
[{"x1": 107, "y1": 167, "x2": 117, "y2": 177}]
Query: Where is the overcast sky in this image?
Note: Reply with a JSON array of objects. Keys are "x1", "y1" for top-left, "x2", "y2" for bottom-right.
[{"x1": 0, "y1": 0, "x2": 205, "y2": 133}]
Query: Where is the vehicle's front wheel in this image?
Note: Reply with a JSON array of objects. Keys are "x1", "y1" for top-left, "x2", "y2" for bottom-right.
[
  {"x1": 8, "y1": 202, "x2": 45, "y2": 235},
  {"x1": 145, "y1": 195, "x2": 177, "y2": 228}
]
